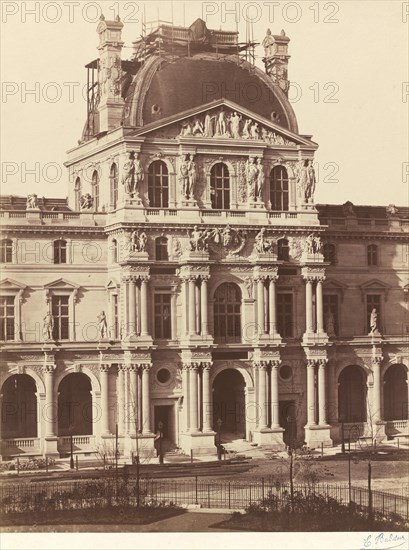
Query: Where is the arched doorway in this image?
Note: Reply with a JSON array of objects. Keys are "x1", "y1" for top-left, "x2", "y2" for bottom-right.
[
  {"x1": 212, "y1": 369, "x2": 245, "y2": 441},
  {"x1": 1, "y1": 374, "x2": 37, "y2": 438},
  {"x1": 338, "y1": 365, "x2": 367, "y2": 422},
  {"x1": 57, "y1": 373, "x2": 92, "y2": 436},
  {"x1": 384, "y1": 365, "x2": 408, "y2": 420}
]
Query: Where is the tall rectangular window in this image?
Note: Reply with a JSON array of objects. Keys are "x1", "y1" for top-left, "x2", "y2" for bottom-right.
[
  {"x1": 52, "y1": 296, "x2": 69, "y2": 340},
  {"x1": 0, "y1": 296, "x2": 15, "y2": 340},
  {"x1": 277, "y1": 293, "x2": 293, "y2": 337},
  {"x1": 154, "y1": 294, "x2": 171, "y2": 339},
  {"x1": 53, "y1": 240, "x2": 67, "y2": 264},
  {"x1": 323, "y1": 294, "x2": 339, "y2": 335},
  {"x1": 366, "y1": 294, "x2": 381, "y2": 333}
]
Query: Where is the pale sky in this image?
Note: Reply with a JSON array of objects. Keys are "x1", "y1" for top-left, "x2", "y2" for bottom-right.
[{"x1": 1, "y1": 0, "x2": 408, "y2": 206}]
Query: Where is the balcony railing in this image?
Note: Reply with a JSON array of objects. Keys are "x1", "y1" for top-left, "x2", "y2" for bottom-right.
[{"x1": 1, "y1": 438, "x2": 41, "y2": 455}]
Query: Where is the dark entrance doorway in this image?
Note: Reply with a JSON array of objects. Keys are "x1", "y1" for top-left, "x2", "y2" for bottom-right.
[
  {"x1": 280, "y1": 400, "x2": 297, "y2": 447},
  {"x1": 212, "y1": 369, "x2": 246, "y2": 440},
  {"x1": 154, "y1": 404, "x2": 176, "y2": 450},
  {"x1": 1, "y1": 374, "x2": 37, "y2": 438},
  {"x1": 57, "y1": 373, "x2": 92, "y2": 436}
]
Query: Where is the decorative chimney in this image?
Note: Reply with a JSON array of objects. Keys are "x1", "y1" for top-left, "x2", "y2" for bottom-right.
[
  {"x1": 96, "y1": 15, "x2": 124, "y2": 132},
  {"x1": 262, "y1": 29, "x2": 290, "y2": 96}
]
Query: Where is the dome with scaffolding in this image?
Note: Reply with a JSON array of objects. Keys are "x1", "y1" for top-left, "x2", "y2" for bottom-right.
[{"x1": 81, "y1": 18, "x2": 298, "y2": 141}]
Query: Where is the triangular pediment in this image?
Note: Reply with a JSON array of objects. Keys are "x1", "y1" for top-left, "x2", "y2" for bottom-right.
[
  {"x1": 44, "y1": 278, "x2": 80, "y2": 290},
  {"x1": 323, "y1": 278, "x2": 348, "y2": 301},
  {"x1": 106, "y1": 279, "x2": 119, "y2": 290},
  {"x1": 133, "y1": 99, "x2": 316, "y2": 147},
  {"x1": 0, "y1": 278, "x2": 27, "y2": 291},
  {"x1": 359, "y1": 279, "x2": 391, "y2": 300}
]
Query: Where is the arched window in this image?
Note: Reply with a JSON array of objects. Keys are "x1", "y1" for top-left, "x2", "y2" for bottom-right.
[
  {"x1": 384, "y1": 365, "x2": 408, "y2": 421},
  {"x1": 210, "y1": 163, "x2": 230, "y2": 210},
  {"x1": 148, "y1": 161, "x2": 169, "y2": 208},
  {"x1": 214, "y1": 283, "x2": 241, "y2": 341},
  {"x1": 91, "y1": 170, "x2": 99, "y2": 211},
  {"x1": 74, "y1": 177, "x2": 81, "y2": 211},
  {"x1": 277, "y1": 238, "x2": 289, "y2": 261},
  {"x1": 270, "y1": 166, "x2": 289, "y2": 211},
  {"x1": 323, "y1": 243, "x2": 336, "y2": 264},
  {"x1": 0, "y1": 239, "x2": 13, "y2": 263},
  {"x1": 53, "y1": 239, "x2": 67, "y2": 264},
  {"x1": 155, "y1": 236, "x2": 168, "y2": 261},
  {"x1": 367, "y1": 244, "x2": 378, "y2": 266},
  {"x1": 110, "y1": 163, "x2": 118, "y2": 208}
]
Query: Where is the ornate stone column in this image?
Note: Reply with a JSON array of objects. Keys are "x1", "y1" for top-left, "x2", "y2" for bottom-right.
[
  {"x1": 269, "y1": 276, "x2": 277, "y2": 336},
  {"x1": 317, "y1": 359, "x2": 328, "y2": 425},
  {"x1": 306, "y1": 360, "x2": 316, "y2": 426},
  {"x1": 258, "y1": 362, "x2": 268, "y2": 429},
  {"x1": 182, "y1": 364, "x2": 190, "y2": 431},
  {"x1": 195, "y1": 283, "x2": 201, "y2": 334},
  {"x1": 202, "y1": 362, "x2": 212, "y2": 432},
  {"x1": 117, "y1": 365, "x2": 126, "y2": 435},
  {"x1": 188, "y1": 278, "x2": 197, "y2": 336},
  {"x1": 372, "y1": 357, "x2": 382, "y2": 423},
  {"x1": 43, "y1": 365, "x2": 56, "y2": 438},
  {"x1": 270, "y1": 360, "x2": 280, "y2": 429},
  {"x1": 141, "y1": 364, "x2": 151, "y2": 433},
  {"x1": 316, "y1": 277, "x2": 325, "y2": 334},
  {"x1": 128, "y1": 364, "x2": 138, "y2": 433},
  {"x1": 100, "y1": 364, "x2": 110, "y2": 436},
  {"x1": 200, "y1": 276, "x2": 209, "y2": 336},
  {"x1": 305, "y1": 278, "x2": 314, "y2": 333},
  {"x1": 128, "y1": 278, "x2": 136, "y2": 336},
  {"x1": 140, "y1": 277, "x2": 149, "y2": 337},
  {"x1": 189, "y1": 364, "x2": 199, "y2": 432},
  {"x1": 257, "y1": 278, "x2": 266, "y2": 336}
]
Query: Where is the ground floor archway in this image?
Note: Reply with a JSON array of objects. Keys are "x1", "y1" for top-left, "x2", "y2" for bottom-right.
[
  {"x1": 384, "y1": 364, "x2": 408, "y2": 420},
  {"x1": 57, "y1": 373, "x2": 92, "y2": 436},
  {"x1": 338, "y1": 365, "x2": 367, "y2": 422},
  {"x1": 212, "y1": 369, "x2": 246, "y2": 441},
  {"x1": 1, "y1": 374, "x2": 37, "y2": 438}
]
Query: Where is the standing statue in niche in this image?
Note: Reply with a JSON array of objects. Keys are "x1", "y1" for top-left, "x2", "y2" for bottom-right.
[
  {"x1": 189, "y1": 225, "x2": 206, "y2": 252},
  {"x1": 297, "y1": 160, "x2": 316, "y2": 204},
  {"x1": 246, "y1": 156, "x2": 258, "y2": 201},
  {"x1": 187, "y1": 155, "x2": 197, "y2": 199},
  {"x1": 369, "y1": 308, "x2": 379, "y2": 334},
  {"x1": 179, "y1": 154, "x2": 190, "y2": 198},
  {"x1": 43, "y1": 312, "x2": 54, "y2": 340},
  {"x1": 97, "y1": 311, "x2": 108, "y2": 339},
  {"x1": 255, "y1": 228, "x2": 273, "y2": 254},
  {"x1": 130, "y1": 229, "x2": 147, "y2": 253},
  {"x1": 262, "y1": 28, "x2": 275, "y2": 57},
  {"x1": 255, "y1": 157, "x2": 264, "y2": 200},
  {"x1": 325, "y1": 309, "x2": 336, "y2": 337},
  {"x1": 122, "y1": 151, "x2": 144, "y2": 198}
]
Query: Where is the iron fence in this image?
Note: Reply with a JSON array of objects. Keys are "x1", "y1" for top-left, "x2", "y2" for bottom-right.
[{"x1": 1, "y1": 477, "x2": 408, "y2": 522}]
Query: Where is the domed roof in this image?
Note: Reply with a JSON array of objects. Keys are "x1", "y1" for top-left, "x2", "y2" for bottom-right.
[{"x1": 122, "y1": 53, "x2": 298, "y2": 133}]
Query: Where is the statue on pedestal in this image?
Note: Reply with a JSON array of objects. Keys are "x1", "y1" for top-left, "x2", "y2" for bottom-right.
[
  {"x1": 369, "y1": 308, "x2": 378, "y2": 334},
  {"x1": 131, "y1": 229, "x2": 147, "y2": 253},
  {"x1": 26, "y1": 194, "x2": 38, "y2": 210},
  {"x1": 97, "y1": 311, "x2": 108, "y2": 339},
  {"x1": 122, "y1": 151, "x2": 144, "y2": 198},
  {"x1": 325, "y1": 310, "x2": 336, "y2": 337},
  {"x1": 187, "y1": 155, "x2": 197, "y2": 199},
  {"x1": 189, "y1": 225, "x2": 206, "y2": 251},
  {"x1": 262, "y1": 28, "x2": 275, "y2": 57},
  {"x1": 43, "y1": 312, "x2": 54, "y2": 340},
  {"x1": 297, "y1": 160, "x2": 316, "y2": 205},
  {"x1": 255, "y1": 228, "x2": 273, "y2": 254},
  {"x1": 179, "y1": 154, "x2": 190, "y2": 198},
  {"x1": 80, "y1": 193, "x2": 93, "y2": 210}
]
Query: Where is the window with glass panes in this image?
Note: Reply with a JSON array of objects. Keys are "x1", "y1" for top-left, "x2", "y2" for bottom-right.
[
  {"x1": 53, "y1": 240, "x2": 67, "y2": 264},
  {"x1": 214, "y1": 283, "x2": 241, "y2": 341},
  {"x1": 155, "y1": 237, "x2": 168, "y2": 261},
  {"x1": 113, "y1": 294, "x2": 119, "y2": 339},
  {"x1": 367, "y1": 244, "x2": 378, "y2": 266},
  {"x1": 323, "y1": 243, "x2": 336, "y2": 264},
  {"x1": 366, "y1": 294, "x2": 381, "y2": 333},
  {"x1": 148, "y1": 161, "x2": 169, "y2": 208},
  {"x1": 277, "y1": 239, "x2": 290, "y2": 261},
  {"x1": 0, "y1": 296, "x2": 15, "y2": 340},
  {"x1": 323, "y1": 294, "x2": 339, "y2": 335},
  {"x1": 52, "y1": 296, "x2": 69, "y2": 340},
  {"x1": 277, "y1": 293, "x2": 293, "y2": 337},
  {"x1": 0, "y1": 239, "x2": 13, "y2": 263},
  {"x1": 270, "y1": 166, "x2": 289, "y2": 211},
  {"x1": 210, "y1": 163, "x2": 230, "y2": 210},
  {"x1": 154, "y1": 293, "x2": 171, "y2": 339}
]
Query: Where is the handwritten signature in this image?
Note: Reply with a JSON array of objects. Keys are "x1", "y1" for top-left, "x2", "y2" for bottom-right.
[{"x1": 362, "y1": 533, "x2": 407, "y2": 550}]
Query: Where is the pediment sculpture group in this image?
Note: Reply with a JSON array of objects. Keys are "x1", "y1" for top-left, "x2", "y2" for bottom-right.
[{"x1": 177, "y1": 107, "x2": 295, "y2": 146}]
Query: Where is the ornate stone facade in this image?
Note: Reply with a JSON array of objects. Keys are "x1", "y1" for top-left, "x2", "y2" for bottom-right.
[{"x1": 0, "y1": 18, "x2": 408, "y2": 459}]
